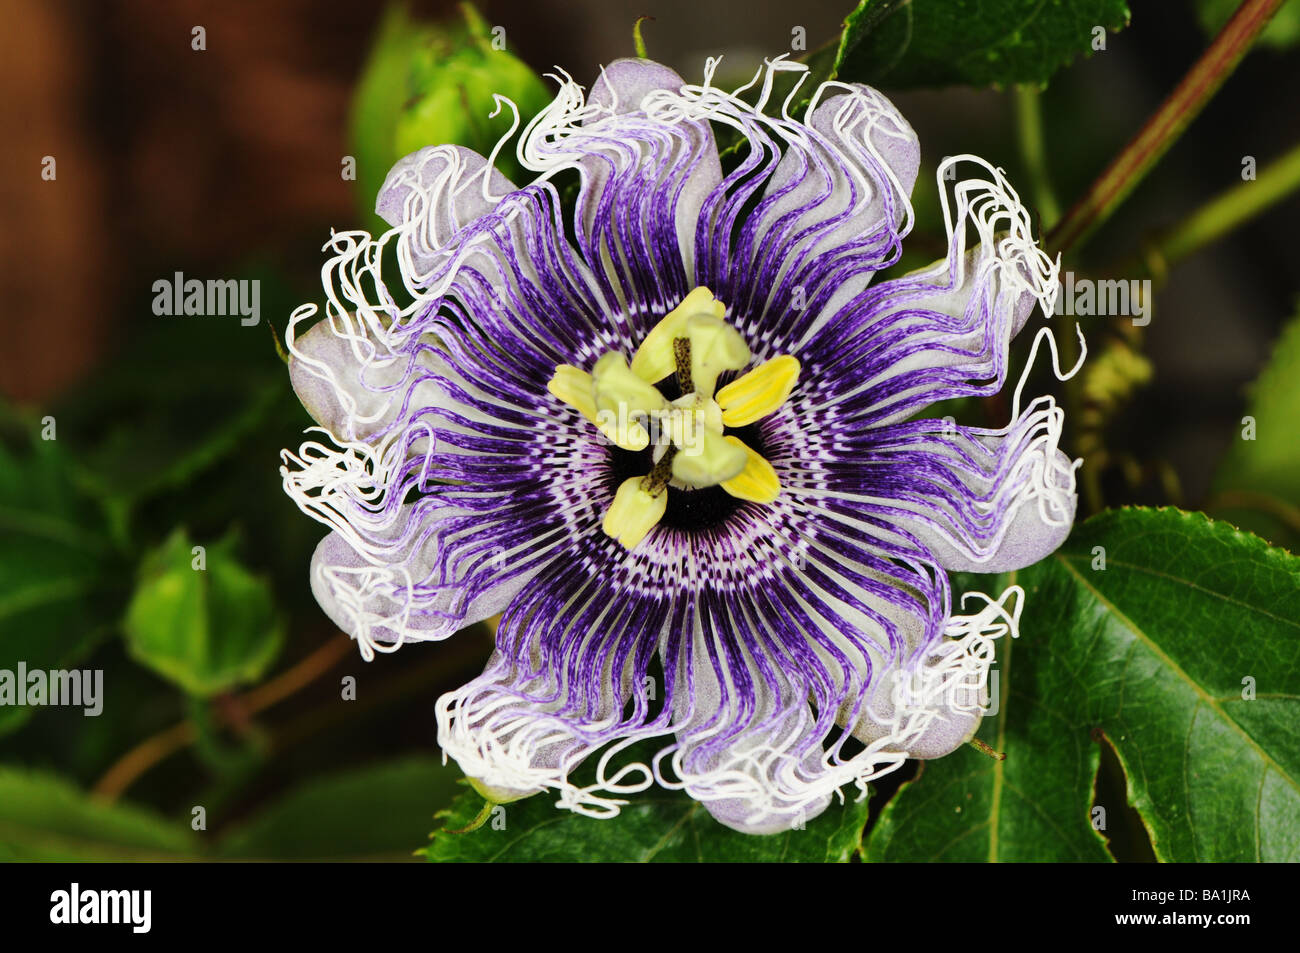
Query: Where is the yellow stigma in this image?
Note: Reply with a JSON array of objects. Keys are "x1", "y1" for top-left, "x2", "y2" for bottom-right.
[
  {"x1": 590, "y1": 352, "x2": 665, "y2": 451},
  {"x1": 548, "y1": 287, "x2": 800, "y2": 550},
  {"x1": 629, "y1": 287, "x2": 727, "y2": 382},
  {"x1": 671, "y1": 427, "x2": 748, "y2": 487},
  {"x1": 680, "y1": 314, "x2": 750, "y2": 396}
]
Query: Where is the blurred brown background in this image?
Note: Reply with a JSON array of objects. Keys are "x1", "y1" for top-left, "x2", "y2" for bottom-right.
[{"x1": 0, "y1": 0, "x2": 843, "y2": 399}]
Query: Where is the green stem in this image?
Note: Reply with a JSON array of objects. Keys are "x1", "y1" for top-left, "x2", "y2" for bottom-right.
[
  {"x1": 1014, "y1": 85, "x2": 1061, "y2": 228},
  {"x1": 633, "y1": 16, "x2": 653, "y2": 59},
  {"x1": 1047, "y1": 0, "x2": 1285, "y2": 255},
  {"x1": 1139, "y1": 141, "x2": 1300, "y2": 278},
  {"x1": 443, "y1": 797, "x2": 496, "y2": 834},
  {"x1": 188, "y1": 695, "x2": 263, "y2": 775}
]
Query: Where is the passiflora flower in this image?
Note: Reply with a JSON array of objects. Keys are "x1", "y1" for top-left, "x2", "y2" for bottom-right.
[{"x1": 281, "y1": 56, "x2": 1082, "y2": 833}]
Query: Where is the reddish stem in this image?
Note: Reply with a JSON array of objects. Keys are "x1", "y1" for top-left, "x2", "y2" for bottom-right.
[{"x1": 1047, "y1": 0, "x2": 1284, "y2": 254}]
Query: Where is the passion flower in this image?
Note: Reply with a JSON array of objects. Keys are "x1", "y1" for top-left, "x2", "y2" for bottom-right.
[{"x1": 281, "y1": 56, "x2": 1080, "y2": 833}]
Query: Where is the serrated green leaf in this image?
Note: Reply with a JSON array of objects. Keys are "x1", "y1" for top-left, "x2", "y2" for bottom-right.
[
  {"x1": 834, "y1": 0, "x2": 1131, "y2": 89},
  {"x1": 427, "y1": 784, "x2": 869, "y2": 863},
  {"x1": 216, "y1": 757, "x2": 462, "y2": 860},
  {"x1": 867, "y1": 508, "x2": 1300, "y2": 862},
  {"x1": 123, "y1": 528, "x2": 283, "y2": 697},
  {"x1": 0, "y1": 766, "x2": 200, "y2": 861}
]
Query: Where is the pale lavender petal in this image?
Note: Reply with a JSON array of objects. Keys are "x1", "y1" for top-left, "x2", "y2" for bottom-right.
[
  {"x1": 376, "y1": 144, "x2": 517, "y2": 279},
  {"x1": 826, "y1": 400, "x2": 1078, "y2": 574},
  {"x1": 522, "y1": 58, "x2": 723, "y2": 326}
]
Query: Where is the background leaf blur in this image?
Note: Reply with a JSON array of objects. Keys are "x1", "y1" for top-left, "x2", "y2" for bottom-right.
[
  {"x1": 0, "y1": 430, "x2": 127, "y2": 737},
  {"x1": 1210, "y1": 305, "x2": 1300, "y2": 550}
]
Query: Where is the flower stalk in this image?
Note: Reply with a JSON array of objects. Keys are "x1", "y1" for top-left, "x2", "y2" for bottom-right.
[
  {"x1": 1014, "y1": 84, "x2": 1061, "y2": 229},
  {"x1": 1047, "y1": 0, "x2": 1286, "y2": 255}
]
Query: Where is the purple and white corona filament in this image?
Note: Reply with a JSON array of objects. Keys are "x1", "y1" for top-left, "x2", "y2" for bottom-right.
[{"x1": 280, "y1": 56, "x2": 1084, "y2": 834}]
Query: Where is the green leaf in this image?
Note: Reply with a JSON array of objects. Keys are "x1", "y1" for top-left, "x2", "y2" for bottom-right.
[
  {"x1": 49, "y1": 267, "x2": 301, "y2": 522},
  {"x1": 0, "y1": 430, "x2": 124, "y2": 735},
  {"x1": 123, "y1": 528, "x2": 283, "y2": 697},
  {"x1": 867, "y1": 508, "x2": 1300, "y2": 862},
  {"x1": 833, "y1": 0, "x2": 1131, "y2": 89},
  {"x1": 426, "y1": 783, "x2": 869, "y2": 863},
  {"x1": 217, "y1": 757, "x2": 462, "y2": 860},
  {"x1": 0, "y1": 766, "x2": 200, "y2": 861},
  {"x1": 1211, "y1": 308, "x2": 1300, "y2": 548}
]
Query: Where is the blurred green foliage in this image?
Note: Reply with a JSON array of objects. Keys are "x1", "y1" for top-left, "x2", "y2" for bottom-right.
[
  {"x1": 0, "y1": 767, "x2": 201, "y2": 862},
  {"x1": 1211, "y1": 305, "x2": 1300, "y2": 551},
  {"x1": 0, "y1": 265, "x2": 476, "y2": 859},
  {"x1": 217, "y1": 757, "x2": 463, "y2": 860},
  {"x1": 0, "y1": 427, "x2": 127, "y2": 737},
  {"x1": 0, "y1": 759, "x2": 463, "y2": 861},
  {"x1": 124, "y1": 529, "x2": 283, "y2": 697}
]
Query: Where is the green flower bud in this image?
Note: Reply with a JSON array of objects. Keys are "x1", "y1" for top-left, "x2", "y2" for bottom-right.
[
  {"x1": 123, "y1": 529, "x2": 283, "y2": 697},
  {"x1": 349, "y1": 2, "x2": 550, "y2": 228}
]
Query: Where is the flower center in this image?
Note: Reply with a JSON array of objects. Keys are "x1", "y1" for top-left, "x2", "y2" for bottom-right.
[{"x1": 548, "y1": 287, "x2": 799, "y2": 550}]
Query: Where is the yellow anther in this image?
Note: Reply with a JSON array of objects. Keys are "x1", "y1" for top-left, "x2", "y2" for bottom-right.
[
  {"x1": 603, "y1": 477, "x2": 668, "y2": 549},
  {"x1": 720, "y1": 436, "x2": 781, "y2": 503},
  {"x1": 671, "y1": 428, "x2": 748, "y2": 487},
  {"x1": 715, "y1": 355, "x2": 801, "y2": 427},
  {"x1": 591, "y1": 352, "x2": 666, "y2": 451},
  {"x1": 596, "y1": 415, "x2": 651, "y2": 452},
  {"x1": 629, "y1": 287, "x2": 726, "y2": 383},
  {"x1": 550, "y1": 287, "x2": 793, "y2": 550},
  {"x1": 547, "y1": 364, "x2": 599, "y2": 422}
]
